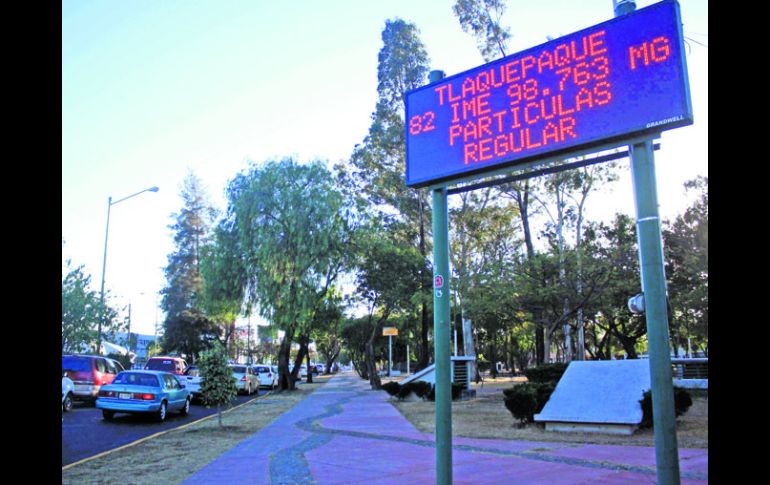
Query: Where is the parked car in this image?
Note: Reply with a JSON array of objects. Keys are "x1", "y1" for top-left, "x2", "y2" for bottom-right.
[
  {"x1": 315, "y1": 363, "x2": 325, "y2": 374},
  {"x1": 62, "y1": 372, "x2": 75, "y2": 412},
  {"x1": 229, "y1": 364, "x2": 260, "y2": 395},
  {"x1": 144, "y1": 356, "x2": 188, "y2": 376},
  {"x1": 96, "y1": 370, "x2": 191, "y2": 422},
  {"x1": 62, "y1": 354, "x2": 125, "y2": 403},
  {"x1": 177, "y1": 365, "x2": 203, "y2": 401},
  {"x1": 251, "y1": 364, "x2": 278, "y2": 390}
]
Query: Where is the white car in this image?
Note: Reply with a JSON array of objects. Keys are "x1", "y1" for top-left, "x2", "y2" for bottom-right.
[
  {"x1": 177, "y1": 365, "x2": 203, "y2": 401},
  {"x1": 62, "y1": 373, "x2": 75, "y2": 412},
  {"x1": 229, "y1": 364, "x2": 260, "y2": 395},
  {"x1": 251, "y1": 364, "x2": 278, "y2": 390}
]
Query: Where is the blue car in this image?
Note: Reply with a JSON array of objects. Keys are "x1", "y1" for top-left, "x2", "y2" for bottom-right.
[{"x1": 96, "y1": 370, "x2": 191, "y2": 422}]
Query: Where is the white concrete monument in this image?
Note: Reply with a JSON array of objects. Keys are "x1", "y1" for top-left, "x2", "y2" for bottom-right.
[{"x1": 534, "y1": 359, "x2": 651, "y2": 435}]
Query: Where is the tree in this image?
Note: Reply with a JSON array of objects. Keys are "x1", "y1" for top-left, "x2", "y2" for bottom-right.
[
  {"x1": 62, "y1": 260, "x2": 120, "y2": 353},
  {"x1": 312, "y1": 293, "x2": 344, "y2": 374},
  {"x1": 161, "y1": 171, "x2": 220, "y2": 362},
  {"x1": 347, "y1": 18, "x2": 433, "y2": 371},
  {"x1": 224, "y1": 158, "x2": 352, "y2": 390},
  {"x1": 199, "y1": 221, "x2": 247, "y2": 358},
  {"x1": 452, "y1": 0, "x2": 511, "y2": 61},
  {"x1": 664, "y1": 177, "x2": 708, "y2": 355},
  {"x1": 581, "y1": 215, "x2": 647, "y2": 358},
  {"x1": 353, "y1": 225, "x2": 424, "y2": 389},
  {"x1": 198, "y1": 341, "x2": 238, "y2": 427}
]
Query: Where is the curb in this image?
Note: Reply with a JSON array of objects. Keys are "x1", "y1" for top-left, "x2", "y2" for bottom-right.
[{"x1": 62, "y1": 391, "x2": 272, "y2": 471}]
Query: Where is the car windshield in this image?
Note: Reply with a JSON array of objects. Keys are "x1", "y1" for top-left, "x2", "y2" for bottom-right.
[
  {"x1": 62, "y1": 356, "x2": 91, "y2": 372},
  {"x1": 184, "y1": 367, "x2": 200, "y2": 376},
  {"x1": 113, "y1": 372, "x2": 160, "y2": 387},
  {"x1": 231, "y1": 366, "x2": 247, "y2": 374},
  {"x1": 145, "y1": 359, "x2": 176, "y2": 371},
  {"x1": 255, "y1": 366, "x2": 269, "y2": 373}
]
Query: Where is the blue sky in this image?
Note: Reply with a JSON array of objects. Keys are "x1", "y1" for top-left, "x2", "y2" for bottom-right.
[{"x1": 62, "y1": 0, "x2": 707, "y2": 337}]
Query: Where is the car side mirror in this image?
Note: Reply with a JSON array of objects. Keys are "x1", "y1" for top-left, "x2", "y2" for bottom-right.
[
  {"x1": 180, "y1": 383, "x2": 186, "y2": 388},
  {"x1": 62, "y1": 371, "x2": 68, "y2": 378}
]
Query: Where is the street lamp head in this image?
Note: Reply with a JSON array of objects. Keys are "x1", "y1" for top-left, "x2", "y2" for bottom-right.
[{"x1": 148, "y1": 186, "x2": 159, "y2": 192}]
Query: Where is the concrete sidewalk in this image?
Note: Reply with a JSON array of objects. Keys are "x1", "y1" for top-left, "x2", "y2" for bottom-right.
[{"x1": 182, "y1": 372, "x2": 707, "y2": 484}]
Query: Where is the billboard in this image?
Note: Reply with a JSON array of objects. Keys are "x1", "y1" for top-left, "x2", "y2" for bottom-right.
[{"x1": 405, "y1": 0, "x2": 692, "y2": 188}]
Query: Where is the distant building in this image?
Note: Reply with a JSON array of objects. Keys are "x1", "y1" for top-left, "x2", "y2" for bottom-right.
[{"x1": 110, "y1": 332, "x2": 159, "y2": 361}]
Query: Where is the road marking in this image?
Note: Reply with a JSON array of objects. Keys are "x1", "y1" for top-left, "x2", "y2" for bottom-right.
[{"x1": 62, "y1": 392, "x2": 272, "y2": 471}]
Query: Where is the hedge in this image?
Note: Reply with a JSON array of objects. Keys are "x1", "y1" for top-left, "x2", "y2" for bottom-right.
[
  {"x1": 522, "y1": 363, "x2": 568, "y2": 384},
  {"x1": 381, "y1": 381, "x2": 464, "y2": 401},
  {"x1": 638, "y1": 388, "x2": 693, "y2": 428}
]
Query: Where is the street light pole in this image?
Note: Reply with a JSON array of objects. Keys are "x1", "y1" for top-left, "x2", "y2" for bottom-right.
[{"x1": 97, "y1": 186, "x2": 159, "y2": 355}]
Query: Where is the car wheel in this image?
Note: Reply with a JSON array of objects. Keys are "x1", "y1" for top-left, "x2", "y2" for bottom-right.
[
  {"x1": 102, "y1": 410, "x2": 114, "y2": 420},
  {"x1": 180, "y1": 397, "x2": 190, "y2": 416},
  {"x1": 157, "y1": 401, "x2": 167, "y2": 422},
  {"x1": 63, "y1": 393, "x2": 73, "y2": 412}
]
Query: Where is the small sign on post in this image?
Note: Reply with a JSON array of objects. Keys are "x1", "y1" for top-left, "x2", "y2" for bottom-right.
[{"x1": 382, "y1": 327, "x2": 399, "y2": 336}]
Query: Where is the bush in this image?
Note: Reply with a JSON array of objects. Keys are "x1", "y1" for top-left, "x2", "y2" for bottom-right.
[
  {"x1": 426, "y1": 383, "x2": 464, "y2": 401},
  {"x1": 638, "y1": 388, "x2": 693, "y2": 428},
  {"x1": 523, "y1": 363, "x2": 568, "y2": 384},
  {"x1": 503, "y1": 381, "x2": 557, "y2": 425},
  {"x1": 404, "y1": 381, "x2": 432, "y2": 399},
  {"x1": 381, "y1": 381, "x2": 401, "y2": 397},
  {"x1": 503, "y1": 384, "x2": 538, "y2": 425},
  {"x1": 396, "y1": 385, "x2": 413, "y2": 400}
]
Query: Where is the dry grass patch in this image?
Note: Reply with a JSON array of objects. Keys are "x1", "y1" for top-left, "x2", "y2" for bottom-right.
[
  {"x1": 391, "y1": 382, "x2": 707, "y2": 449},
  {"x1": 62, "y1": 377, "x2": 330, "y2": 485}
]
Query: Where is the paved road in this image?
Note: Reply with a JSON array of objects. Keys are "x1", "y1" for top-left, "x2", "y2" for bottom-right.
[
  {"x1": 184, "y1": 372, "x2": 708, "y2": 485},
  {"x1": 62, "y1": 391, "x2": 265, "y2": 466}
]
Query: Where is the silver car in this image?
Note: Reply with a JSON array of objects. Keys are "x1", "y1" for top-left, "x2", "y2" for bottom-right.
[{"x1": 229, "y1": 364, "x2": 260, "y2": 395}]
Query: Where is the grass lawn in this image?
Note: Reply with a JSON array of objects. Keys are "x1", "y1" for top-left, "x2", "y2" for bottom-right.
[
  {"x1": 62, "y1": 375, "x2": 332, "y2": 485},
  {"x1": 389, "y1": 375, "x2": 708, "y2": 449}
]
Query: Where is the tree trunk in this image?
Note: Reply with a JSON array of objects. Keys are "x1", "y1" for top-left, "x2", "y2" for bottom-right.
[
  {"x1": 277, "y1": 334, "x2": 295, "y2": 391},
  {"x1": 305, "y1": 346, "x2": 314, "y2": 384},
  {"x1": 365, "y1": 340, "x2": 381, "y2": 389},
  {"x1": 418, "y1": 195, "x2": 430, "y2": 372}
]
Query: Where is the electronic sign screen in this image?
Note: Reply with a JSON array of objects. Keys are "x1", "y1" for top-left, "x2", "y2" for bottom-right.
[{"x1": 405, "y1": 0, "x2": 692, "y2": 188}]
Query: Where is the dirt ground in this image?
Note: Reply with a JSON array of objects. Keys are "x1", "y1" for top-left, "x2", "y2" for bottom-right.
[{"x1": 388, "y1": 375, "x2": 708, "y2": 449}]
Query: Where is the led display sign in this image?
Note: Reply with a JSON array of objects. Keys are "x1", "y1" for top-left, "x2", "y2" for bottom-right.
[{"x1": 405, "y1": 0, "x2": 692, "y2": 188}]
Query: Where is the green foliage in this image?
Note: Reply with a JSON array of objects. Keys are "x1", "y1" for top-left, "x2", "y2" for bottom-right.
[
  {"x1": 426, "y1": 383, "x2": 465, "y2": 401},
  {"x1": 106, "y1": 352, "x2": 133, "y2": 371},
  {"x1": 503, "y1": 363, "x2": 563, "y2": 425},
  {"x1": 502, "y1": 382, "x2": 556, "y2": 425},
  {"x1": 404, "y1": 381, "x2": 432, "y2": 399},
  {"x1": 523, "y1": 363, "x2": 568, "y2": 384},
  {"x1": 396, "y1": 384, "x2": 413, "y2": 401},
  {"x1": 161, "y1": 171, "x2": 220, "y2": 361},
  {"x1": 381, "y1": 381, "x2": 401, "y2": 397},
  {"x1": 503, "y1": 384, "x2": 537, "y2": 425},
  {"x1": 453, "y1": 0, "x2": 511, "y2": 61},
  {"x1": 663, "y1": 177, "x2": 708, "y2": 354},
  {"x1": 638, "y1": 388, "x2": 693, "y2": 428},
  {"x1": 224, "y1": 157, "x2": 353, "y2": 390},
  {"x1": 162, "y1": 309, "x2": 219, "y2": 363},
  {"x1": 62, "y1": 259, "x2": 119, "y2": 353},
  {"x1": 198, "y1": 341, "x2": 238, "y2": 420}
]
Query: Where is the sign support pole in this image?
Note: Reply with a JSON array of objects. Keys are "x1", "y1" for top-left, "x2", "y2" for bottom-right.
[
  {"x1": 629, "y1": 139, "x2": 681, "y2": 485},
  {"x1": 388, "y1": 335, "x2": 392, "y2": 377},
  {"x1": 428, "y1": 68, "x2": 452, "y2": 485},
  {"x1": 432, "y1": 185, "x2": 452, "y2": 485}
]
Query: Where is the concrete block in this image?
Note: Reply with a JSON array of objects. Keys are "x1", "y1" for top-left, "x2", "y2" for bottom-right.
[{"x1": 534, "y1": 360, "x2": 651, "y2": 430}]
